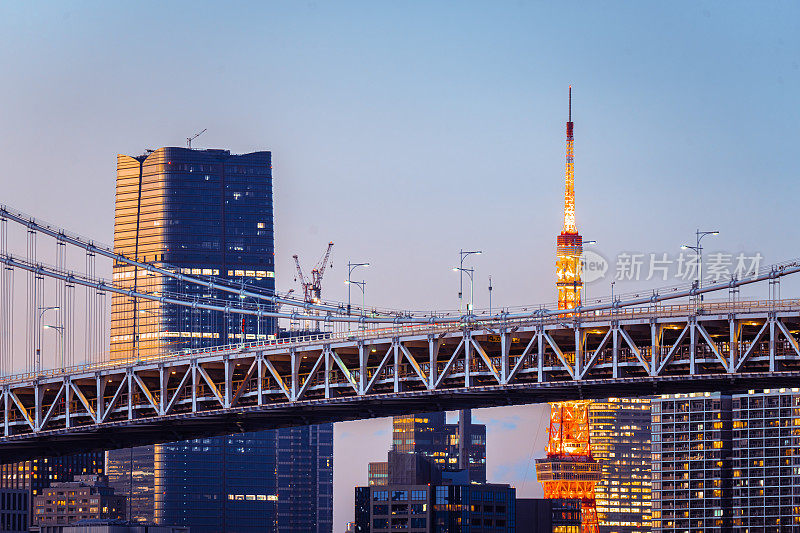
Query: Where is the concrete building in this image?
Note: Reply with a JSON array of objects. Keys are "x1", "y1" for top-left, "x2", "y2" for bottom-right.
[
  {"x1": 515, "y1": 498, "x2": 581, "y2": 533},
  {"x1": 39, "y1": 519, "x2": 189, "y2": 533},
  {"x1": 589, "y1": 398, "x2": 652, "y2": 532},
  {"x1": 651, "y1": 392, "x2": 732, "y2": 533},
  {"x1": 33, "y1": 475, "x2": 125, "y2": 527},
  {"x1": 355, "y1": 480, "x2": 516, "y2": 532},
  {"x1": 0, "y1": 454, "x2": 103, "y2": 527}
]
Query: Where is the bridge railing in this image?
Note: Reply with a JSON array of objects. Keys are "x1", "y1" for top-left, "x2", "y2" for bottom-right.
[{"x1": 2, "y1": 298, "x2": 800, "y2": 386}]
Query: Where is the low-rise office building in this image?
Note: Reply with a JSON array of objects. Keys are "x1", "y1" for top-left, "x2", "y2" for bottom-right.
[{"x1": 34, "y1": 475, "x2": 125, "y2": 526}]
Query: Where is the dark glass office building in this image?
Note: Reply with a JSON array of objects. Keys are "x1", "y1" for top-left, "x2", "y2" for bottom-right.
[
  {"x1": 107, "y1": 147, "x2": 332, "y2": 533},
  {"x1": 388, "y1": 410, "x2": 486, "y2": 483}
]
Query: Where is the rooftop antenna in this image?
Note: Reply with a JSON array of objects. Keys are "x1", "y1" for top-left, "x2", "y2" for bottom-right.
[{"x1": 187, "y1": 128, "x2": 207, "y2": 149}]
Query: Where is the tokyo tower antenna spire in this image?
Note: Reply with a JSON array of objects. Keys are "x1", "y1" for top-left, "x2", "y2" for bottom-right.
[{"x1": 563, "y1": 86, "x2": 576, "y2": 234}]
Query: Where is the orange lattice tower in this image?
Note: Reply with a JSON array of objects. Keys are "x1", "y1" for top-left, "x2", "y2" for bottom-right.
[
  {"x1": 556, "y1": 86, "x2": 583, "y2": 310},
  {"x1": 536, "y1": 401, "x2": 602, "y2": 533},
  {"x1": 545, "y1": 88, "x2": 600, "y2": 532}
]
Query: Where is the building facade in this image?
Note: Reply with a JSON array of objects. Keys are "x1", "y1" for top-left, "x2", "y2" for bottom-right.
[
  {"x1": 515, "y1": 498, "x2": 581, "y2": 533},
  {"x1": 107, "y1": 147, "x2": 332, "y2": 533},
  {"x1": 651, "y1": 392, "x2": 732, "y2": 533},
  {"x1": 731, "y1": 387, "x2": 800, "y2": 531},
  {"x1": 355, "y1": 483, "x2": 516, "y2": 533},
  {"x1": 0, "y1": 453, "x2": 104, "y2": 528},
  {"x1": 589, "y1": 398, "x2": 652, "y2": 532},
  {"x1": 0, "y1": 488, "x2": 28, "y2": 533},
  {"x1": 392, "y1": 410, "x2": 486, "y2": 483},
  {"x1": 33, "y1": 475, "x2": 125, "y2": 526},
  {"x1": 111, "y1": 147, "x2": 276, "y2": 361}
]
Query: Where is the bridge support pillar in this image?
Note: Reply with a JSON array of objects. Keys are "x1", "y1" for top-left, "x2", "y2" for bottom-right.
[
  {"x1": 574, "y1": 326, "x2": 583, "y2": 379},
  {"x1": 127, "y1": 370, "x2": 133, "y2": 421},
  {"x1": 3, "y1": 388, "x2": 8, "y2": 437},
  {"x1": 729, "y1": 317, "x2": 739, "y2": 372},
  {"x1": 191, "y1": 362, "x2": 197, "y2": 413},
  {"x1": 224, "y1": 357, "x2": 233, "y2": 408},
  {"x1": 96, "y1": 375, "x2": 105, "y2": 423},
  {"x1": 358, "y1": 342, "x2": 367, "y2": 396},
  {"x1": 537, "y1": 331, "x2": 544, "y2": 382},
  {"x1": 612, "y1": 325, "x2": 619, "y2": 379},
  {"x1": 257, "y1": 352, "x2": 264, "y2": 405},
  {"x1": 689, "y1": 318, "x2": 697, "y2": 375},
  {"x1": 464, "y1": 330, "x2": 472, "y2": 388},
  {"x1": 159, "y1": 366, "x2": 166, "y2": 415},
  {"x1": 650, "y1": 321, "x2": 661, "y2": 376},
  {"x1": 290, "y1": 349, "x2": 299, "y2": 401},
  {"x1": 65, "y1": 378, "x2": 72, "y2": 428},
  {"x1": 325, "y1": 346, "x2": 332, "y2": 399},
  {"x1": 393, "y1": 340, "x2": 400, "y2": 393},
  {"x1": 769, "y1": 315, "x2": 776, "y2": 372},
  {"x1": 500, "y1": 332, "x2": 510, "y2": 384},
  {"x1": 34, "y1": 383, "x2": 41, "y2": 432},
  {"x1": 428, "y1": 336, "x2": 439, "y2": 390}
]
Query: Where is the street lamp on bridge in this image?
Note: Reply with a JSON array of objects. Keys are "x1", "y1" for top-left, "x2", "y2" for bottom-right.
[
  {"x1": 344, "y1": 278, "x2": 367, "y2": 330},
  {"x1": 43, "y1": 324, "x2": 64, "y2": 368},
  {"x1": 457, "y1": 250, "x2": 481, "y2": 312},
  {"x1": 37, "y1": 306, "x2": 59, "y2": 373},
  {"x1": 682, "y1": 229, "x2": 719, "y2": 298},
  {"x1": 453, "y1": 266, "x2": 476, "y2": 314}
]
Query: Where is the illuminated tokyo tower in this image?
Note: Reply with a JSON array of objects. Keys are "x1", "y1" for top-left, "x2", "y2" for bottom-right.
[
  {"x1": 556, "y1": 86, "x2": 583, "y2": 309},
  {"x1": 537, "y1": 87, "x2": 601, "y2": 533}
]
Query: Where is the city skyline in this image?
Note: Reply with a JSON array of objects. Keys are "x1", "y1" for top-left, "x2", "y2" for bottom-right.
[{"x1": 1, "y1": 2, "x2": 799, "y2": 530}]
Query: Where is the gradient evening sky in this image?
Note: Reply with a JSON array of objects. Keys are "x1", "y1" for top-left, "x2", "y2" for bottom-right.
[{"x1": 1, "y1": 1, "x2": 798, "y2": 529}]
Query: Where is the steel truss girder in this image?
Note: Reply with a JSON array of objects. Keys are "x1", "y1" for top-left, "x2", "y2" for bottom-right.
[{"x1": 2, "y1": 308, "x2": 800, "y2": 446}]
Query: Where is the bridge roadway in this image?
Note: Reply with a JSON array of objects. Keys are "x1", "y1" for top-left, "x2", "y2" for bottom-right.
[{"x1": 2, "y1": 298, "x2": 800, "y2": 463}]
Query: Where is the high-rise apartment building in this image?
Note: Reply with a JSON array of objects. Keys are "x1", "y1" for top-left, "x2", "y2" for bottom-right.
[
  {"x1": 391, "y1": 410, "x2": 486, "y2": 483},
  {"x1": 107, "y1": 147, "x2": 332, "y2": 533},
  {"x1": 651, "y1": 392, "x2": 732, "y2": 533},
  {"x1": 589, "y1": 398, "x2": 652, "y2": 532},
  {"x1": 731, "y1": 387, "x2": 800, "y2": 531}
]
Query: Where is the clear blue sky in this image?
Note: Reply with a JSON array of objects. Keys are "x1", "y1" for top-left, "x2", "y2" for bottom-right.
[{"x1": 1, "y1": 1, "x2": 798, "y2": 528}]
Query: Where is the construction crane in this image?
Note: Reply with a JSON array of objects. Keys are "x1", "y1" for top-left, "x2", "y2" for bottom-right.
[
  {"x1": 293, "y1": 242, "x2": 334, "y2": 304},
  {"x1": 187, "y1": 128, "x2": 207, "y2": 149}
]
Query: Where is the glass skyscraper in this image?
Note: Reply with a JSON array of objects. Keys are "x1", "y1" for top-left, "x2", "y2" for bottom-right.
[{"x1": 107, "y1": 147, "x2": 332, "y2": 532}]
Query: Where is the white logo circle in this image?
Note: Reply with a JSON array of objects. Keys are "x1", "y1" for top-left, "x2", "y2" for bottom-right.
[{"x1": 580, "y1": 250, "x2": 608, "y2": 283}]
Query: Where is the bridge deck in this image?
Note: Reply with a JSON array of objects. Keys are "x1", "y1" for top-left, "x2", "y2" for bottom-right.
[{"x1": 2, "y1": 299, "x2": 800, "y2": 462}]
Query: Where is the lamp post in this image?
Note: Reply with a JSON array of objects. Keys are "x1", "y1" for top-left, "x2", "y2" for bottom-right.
[
  {"x1": 453, "y1": 267, "x2": 475, "y2": 314},
  {"x1": 682, "y1": 229, "x2": 719, "y2": 307},
  {"x1": 347, "y1": 262, "x2": 369, "y2": 332},
  {"x1": 488, "y1": 276, "x2": 493, "y2": 315},
  {"x1": 43, "y1": 325, "x2": 65, "y2": 369},
  {"x1": 345, "y1": 279, "x2": 367, "y2": 330},
  {"x1": 457, "y1": 250, "x2": 481, "y2": 312},
  {"x1": 37, "y1": 305, "x2": 59, "y2": 373}
]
